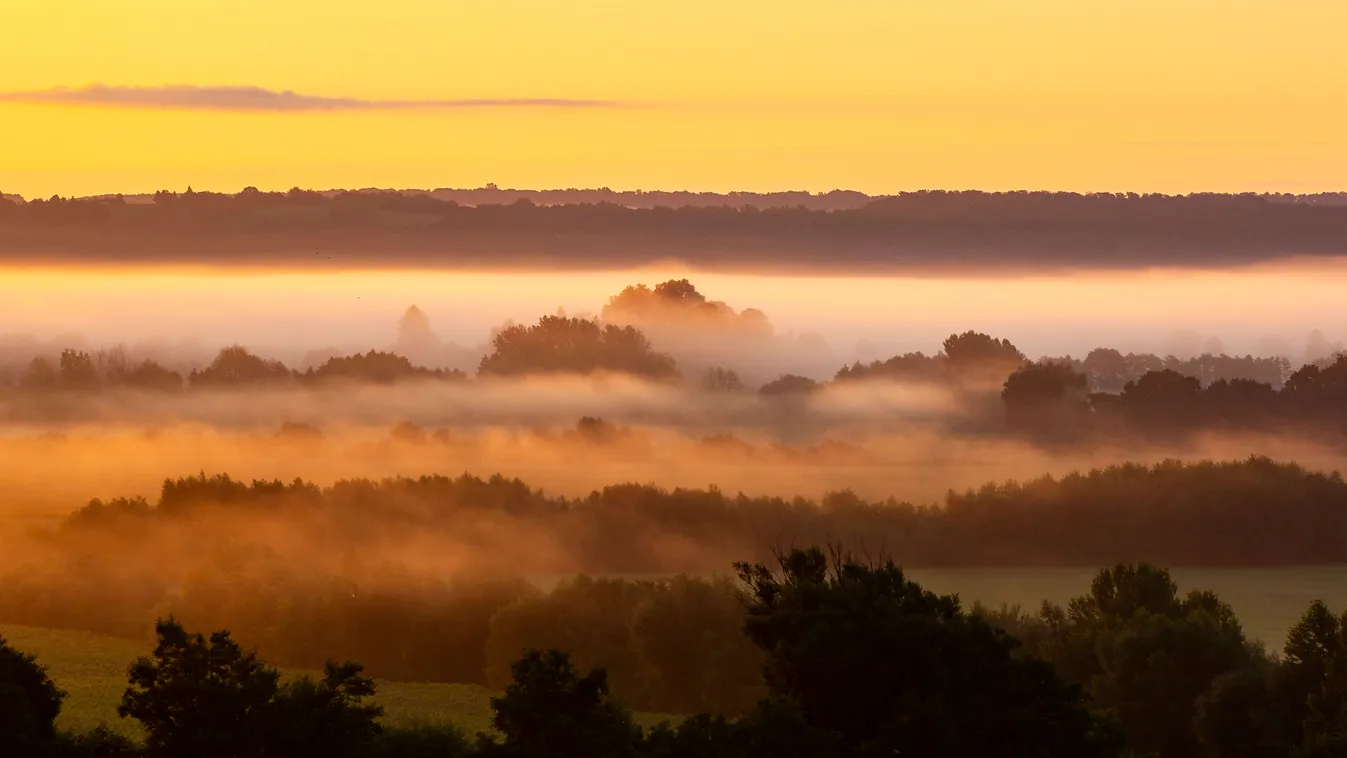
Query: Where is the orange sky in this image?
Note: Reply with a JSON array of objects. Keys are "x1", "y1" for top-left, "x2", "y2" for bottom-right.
[{"x1": 2, "y1": 0, "x2": 1346, "y2": 197}]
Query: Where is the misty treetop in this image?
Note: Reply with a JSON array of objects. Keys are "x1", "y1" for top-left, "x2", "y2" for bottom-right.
[{"x1": 477, "y1": 316, "x2": 678, "y2": 380}]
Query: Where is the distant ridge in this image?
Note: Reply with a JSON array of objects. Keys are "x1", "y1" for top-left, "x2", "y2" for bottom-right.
[{"x1": 6, "y1": 187, "x2": 1347, "y2": 273}]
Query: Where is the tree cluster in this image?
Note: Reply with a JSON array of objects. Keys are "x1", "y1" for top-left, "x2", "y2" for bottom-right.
[
  {"x1": 1, "y1": 548, "x2": 1130, "y2": 758},
  {"x1": 8, "y1": 546, "x2": 1347, "y2": 757},
  {"x1": 1004, "y1": 354, "x2": 1347, "y2": 439}
]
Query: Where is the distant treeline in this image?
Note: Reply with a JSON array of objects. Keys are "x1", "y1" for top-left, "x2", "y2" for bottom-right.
[
  {"x1": 1001, "y1": 354, "x2": 1347, "y2": 439},
  {"x1": 69, "y1": 458, "x2": 1347, "y2": 567},
  {"x1": 11, "y1": 457, "x2": 1347, "y2": 689},
  {"x1": 0, "y1": 321, "x2": 1318, "y2": 397},
  {"x1": 7, "y1": 188, "x2": 1347, "y2": 269}
]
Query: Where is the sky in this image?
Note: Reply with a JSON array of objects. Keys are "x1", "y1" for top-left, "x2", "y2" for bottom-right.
[{"x1": 2, "y1": 0, "x2": 1346, "y2": 198}]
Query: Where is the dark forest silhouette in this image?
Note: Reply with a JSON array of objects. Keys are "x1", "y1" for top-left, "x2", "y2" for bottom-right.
[
  {"x1": 8, "y1": 188, "x2": 1347, "y2": 270},
  {"x1": 7, "y1": 549, "x2": 1347, "y2": 757}
]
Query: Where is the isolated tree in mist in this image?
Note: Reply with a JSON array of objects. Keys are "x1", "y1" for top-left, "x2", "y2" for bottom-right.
[
  {"x1": 187, "y1": 345, "x2": 291, "y2": 388},
  {"x1": 477, "y1": 316, "x2": 677, "y2": 379},
  {"x1": 701, "y1": 366, "x2": 744, "y2": 393}
]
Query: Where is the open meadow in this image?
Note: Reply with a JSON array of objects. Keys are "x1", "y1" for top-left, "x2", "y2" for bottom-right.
[{"x1": 0, "y1": 624, "x2": 678, "y2": 741}]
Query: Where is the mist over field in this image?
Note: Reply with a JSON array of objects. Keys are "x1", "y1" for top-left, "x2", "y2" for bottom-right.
[{"x1": 8, "y1": 194, "x2": 1347, "y2": 758}]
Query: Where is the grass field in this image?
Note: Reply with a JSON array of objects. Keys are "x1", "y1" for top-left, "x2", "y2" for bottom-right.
[
  {"x1": 535, "y1": 566, "x2": 1347, "y2": 653},
  {"x1": 0, "y1": 624, "x2": 677, "y2": 740}
]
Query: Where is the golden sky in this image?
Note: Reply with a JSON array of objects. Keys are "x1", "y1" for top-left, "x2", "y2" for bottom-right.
[{"x1": 2, "y1": 0, "x2": 1345, "y2": 197}]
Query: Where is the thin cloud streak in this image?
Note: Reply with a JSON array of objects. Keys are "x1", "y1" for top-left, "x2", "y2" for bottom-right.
[{"x1": 0, "y1": 84, "x2": 626, "y2": 111}]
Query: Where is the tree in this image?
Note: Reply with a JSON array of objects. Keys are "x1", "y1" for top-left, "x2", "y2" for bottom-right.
[
  {"x1": 701, "y1": 367, "x2": 743, "y2": 393},
  {"x1": 120, "y1": 618, "x2": 383, "y2": 758},
  {"x1": 123, "y1": 360, "x2": 184, "y2": 393},
  {"x1": 0, "y1": 634, "x2": 66, "y2": 755},
  {"x1": 1119, "y1": 369, "x2": 1203, "y2": 431},
  {"x1": 757, "y1": 374, "x2": 818, "y2": 397},
  {"x1": 188, "y1": 346, "x2": 291, "y2": 388},
  {"x1": 1026, "y1": 564, "x2": 1254, "y2": 758},
  {"x1": 59, "y1": 349, "x2": 100, "y2": 390},
  {"x1": 1001, "y1": 361, "x2": 1089, "y2": 433},
  {"x1": 735, "y1": 547, "x2": 1122, "y2": 757},
  {"x1": 262, "y1": 661, "x2": 383, "y2": 758},
  {"x1": 478, "y1": 316, "x2": 677, "y2": 379},
  {"x1": 942, "y1": 331, "x2": 1025, "y2": 374},
  {"x1": 119, "y1": 618, "x2": 282, "y2": 758},
  {"x1": 1082, "y1": 348, "x2": 1129, "y2": 392},
  {"x1": 478, "y1": 649, "x2": 643, "y2": 758}
]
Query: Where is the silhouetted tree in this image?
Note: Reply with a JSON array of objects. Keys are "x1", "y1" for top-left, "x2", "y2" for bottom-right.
[
  {"x1": 1001, "y1": 361, "x2": 1089, "y2": 433},
  {"x1": 736, "y1": 547, "x2": 1122, "y2": 757},
  {"x1": 119, "y1": 618, "x2": 282, "y2": 758},
  {"x1": 1021, "y1": 564, "x2": 1254, "y2": 758},
  {"x1": 942, "y1": 331, "x2": 1025, "y2": 375},
  {"x1": 477, "y1": 649, "x2": 643, "y2": 758},
  {"x1": 59, "y1": 349, "x2": 99, "y2": 390},
  {"x1": 0, "y1": 634, "x2": 66, "y2": 755},
  {"x1": 119, "y1": 618, "x2": 382, "y2": 758}
]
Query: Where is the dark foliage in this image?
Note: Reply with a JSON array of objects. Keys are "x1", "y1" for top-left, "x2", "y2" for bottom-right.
[
  {"x1": 118, "y1": 618, "x2": 382, "y2": 758},
  {"x1": 301, "y1": 351, "x2": 466, "y2": 384},
  {"x1": 736, "y1": 547, "x2": 1122, "y2": 757},
  {"x1": 0, "y1": 633, "x2": 66, "y2": 755},
  {"x1": 477, "y1": 648, "x2": 643, "y2": 758},
  {"x1": 10, "y1": 189, "x2": 1347, "y2": 271},
  {"x1": 477, "y1": 316, "x2": 678, "y2": 379}
]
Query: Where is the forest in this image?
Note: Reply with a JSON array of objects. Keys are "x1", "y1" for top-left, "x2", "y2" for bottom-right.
[
  {"x1": 6, "y1": 189, "x2": 1347, "y2": 270},
  {"x1": 5, "y1": 547, "x2": 1347, "y2": 758}
]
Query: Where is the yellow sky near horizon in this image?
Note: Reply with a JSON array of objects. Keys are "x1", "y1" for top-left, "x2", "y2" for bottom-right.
[{"x1": 2, "y1": 0, "x2": 1346, "y2": 197}]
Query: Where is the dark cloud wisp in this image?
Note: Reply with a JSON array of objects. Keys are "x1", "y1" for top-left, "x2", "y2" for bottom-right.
[{"x1": 0, "y1": 84, "x2": 624, "y2": 111}]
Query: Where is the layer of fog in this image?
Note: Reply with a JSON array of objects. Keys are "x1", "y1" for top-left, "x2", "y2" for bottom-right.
[
  {"x1": 5, "y1": 261, "x2": 1347, "y2": 382},
  {"x1": 4, "y1": 398, "x2": 1346, "y2": 526}
]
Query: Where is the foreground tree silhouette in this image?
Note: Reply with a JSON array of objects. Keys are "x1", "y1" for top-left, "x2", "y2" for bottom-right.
[
  {"x1": 120, "y1": 618, "x2": 381, "y2": 758},
  {"x1": 735, "y1": 547, "x2": 1122, "y2": 758},
  {"x1": 0, "y1": 634, "x2": 65, "y2": 755},
  {"x1": 477, "y1": 648, "x2": 642, "y2": 758},
  {"x1": 1024, "y1": 564, "x2": 1254, "y2": 758}
]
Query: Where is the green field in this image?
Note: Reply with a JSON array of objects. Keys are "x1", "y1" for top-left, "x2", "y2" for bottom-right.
[
  {"x1": 535, "y1": 566, "x2": 1347, "y2": 653},
  {"x1": 0, "y1": 625, "x2": 678, "y2": 741},
  {"x1": 904, "y1": 566, "x2": 1347, "y2": 652}
]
